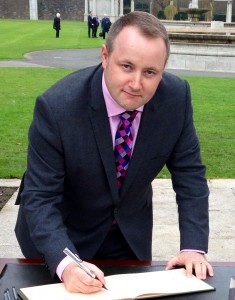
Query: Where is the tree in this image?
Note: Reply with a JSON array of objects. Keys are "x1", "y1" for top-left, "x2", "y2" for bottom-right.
[{"x1": 164, "y1": 1, "x2": 178, "y2": 19}]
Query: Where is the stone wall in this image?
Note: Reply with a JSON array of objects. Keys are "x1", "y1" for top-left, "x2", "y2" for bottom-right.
[
  {"x1": 38, "y1": 0, "x2": 84, "y2": 20},
  {"x1": 0, "y1": 0, "x2": 84, "y2": 20},
  {"x1": 0, "y1": 0, "x2": 29, "y2": 19}
]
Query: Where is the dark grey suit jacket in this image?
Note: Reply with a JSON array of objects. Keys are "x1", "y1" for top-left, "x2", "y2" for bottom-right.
[{"x1": 15, "y1": 64, "x2": 209, "y2": 276}]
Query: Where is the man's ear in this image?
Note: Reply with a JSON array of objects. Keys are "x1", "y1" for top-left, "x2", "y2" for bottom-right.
[{"x1": 101, "y1": 44, "x2": 108, "y2": 69}]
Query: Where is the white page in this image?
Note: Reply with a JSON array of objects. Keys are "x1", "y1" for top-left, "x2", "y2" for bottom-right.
[{"x1": 19, "y1": 268, "x2": 214, "y2": 300}]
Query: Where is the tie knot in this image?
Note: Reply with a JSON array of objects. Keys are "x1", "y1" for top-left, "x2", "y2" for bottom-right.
[{"x1": 120, "y1": 110, "x2": 138, "y2": 128}]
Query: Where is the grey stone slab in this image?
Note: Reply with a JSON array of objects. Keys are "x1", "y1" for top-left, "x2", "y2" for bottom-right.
[
  {"x1": 0, "y1": 179, "x2": 21, "y2": 187},
  {"x1": 0, "y1": 179, "x2": 234, "y2": 263}
]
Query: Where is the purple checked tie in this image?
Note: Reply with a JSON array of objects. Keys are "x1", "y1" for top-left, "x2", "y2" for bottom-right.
[{"x1": 114, "y1": 110, "x2": 138, "y2": 189}]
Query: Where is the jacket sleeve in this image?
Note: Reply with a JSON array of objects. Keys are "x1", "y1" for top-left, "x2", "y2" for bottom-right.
[
  {"x1": 21, "y1": 95, "x2": 78, "y2": 276},
  {"x1": 166, "y1": 80, "x2": 209, "y2": 253}
]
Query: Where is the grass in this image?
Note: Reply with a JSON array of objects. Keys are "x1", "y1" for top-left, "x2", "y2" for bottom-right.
[
  {"x1": 0, "y1": 19, "x2": 234, "y2": 178},
  {"x1": 159, "y1": 76, "x2": 235, "y2": 179},
  {"x1": 187, "y1": 77, "x2": 235, "y2": 178},
  {"x1": 0, "y1": 68, "x2": 73, "y2": 177},
  {"x1": 0, "y1": 19, "x2": 104, "y2": 59}
]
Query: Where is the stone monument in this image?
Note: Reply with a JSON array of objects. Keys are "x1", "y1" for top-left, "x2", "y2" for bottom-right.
[{"x1": 186, "y1": 0, "x2": 209, "y2": 21}]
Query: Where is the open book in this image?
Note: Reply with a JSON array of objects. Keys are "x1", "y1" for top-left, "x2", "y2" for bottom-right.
[{"x1": 19, "y1": 268, "x2": 215, "y2": 300}]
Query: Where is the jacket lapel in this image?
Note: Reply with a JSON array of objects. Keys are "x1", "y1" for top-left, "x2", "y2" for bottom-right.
[{"x1": 88, "y1": 67, "x2": 119, "y2": 205}]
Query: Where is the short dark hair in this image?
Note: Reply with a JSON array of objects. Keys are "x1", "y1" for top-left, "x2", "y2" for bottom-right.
[{"x1": 106, "y1": 11, "x2": 170, "y2": 65}]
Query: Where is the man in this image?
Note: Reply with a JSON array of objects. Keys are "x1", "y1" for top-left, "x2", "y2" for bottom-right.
[
  {"x1": 53, "y1": 13, "x2": 61, "y2": 38},
  {"x1": 15, "y1": 11, "x2": 214, "y2": 294},
  {"x1": 88, "y1": 11, "x2": 93, "y2": 38},
  {"x1": 101, "y1": 13, "x2": 111, "y2": 39},
  {"x1": 92, "y1": 15, "x2": 99, "y2": 38}
]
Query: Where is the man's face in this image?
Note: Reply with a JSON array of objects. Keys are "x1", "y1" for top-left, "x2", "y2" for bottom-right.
[{"x1": 101, "y1": 26, "x2": 167, "y2": 111}]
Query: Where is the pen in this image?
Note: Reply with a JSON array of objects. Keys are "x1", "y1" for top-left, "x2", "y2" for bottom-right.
[
  {"x1": 3, "y1": 291, "x2": 8, "y2": 300},
  {"x1": 5, "y1": 289, "x2": 12, "y2": 300},
  {"x1": 12, "y1": 287, "x2": 18, "y2": 300},
  {"x1": 228, "y1": 277, "x2": 235, "y2": 300},
  {"x1": 63, "y1": 247, "x2": 108, "y2": 290}
]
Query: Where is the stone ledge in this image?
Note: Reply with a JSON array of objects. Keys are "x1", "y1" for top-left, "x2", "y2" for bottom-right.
[{"x1": 0, "y1": 179, "x2": 21, "y2": 187}]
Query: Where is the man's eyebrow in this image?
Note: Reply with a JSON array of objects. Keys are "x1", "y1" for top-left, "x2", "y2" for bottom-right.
[
  {"x1": 118, "y1": 59, "x2": 133, "y2": 65},
  {"x1": 118, "y1": 58, "x2": 161, "y2": 72},
  {"x1": 144, "y1": 66, "x2": 162, "y2": 72}
]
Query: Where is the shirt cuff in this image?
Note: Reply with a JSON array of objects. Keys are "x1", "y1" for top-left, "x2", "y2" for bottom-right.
[
  {"x1": 56, "y1": 256, "x2": 74, "y2": 281},
  {"x1": 181, "y1": 249, "x2": 206, "y2": 254}
]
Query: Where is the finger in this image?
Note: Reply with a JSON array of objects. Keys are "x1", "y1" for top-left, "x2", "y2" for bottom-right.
[
  {"x1": 165, "y1": 257, "x2": 177, "y2": 270},
  {"x1": 79, "y1": 279, "x2": 102, "y2": 294},
  {"x1": 80, "y1": 269, "x2": 103, "y2": 287},
  {"x1": 64, "y1": 265, "x2": 103, "y2": 293},
  {"x1": 83, "y1": 262, "x2": 106, "y2": 285},
  {"x1": 206, "y1": 263, "x2": 214, "y2": 277},
  {"x1": 87, "y1": 263, "x2": 104, "y2": 277},
  {"x1": 194, "y1": 262, "x2": 207, "y2": 279},
  {"x1": 185, "y1": 261, "x2": 193, "y2": 277},
  {"x1": 74, "y1": 271, "x2": 103, "y2": 293},
  {"x1": 200, "y1": 263, "x2": 207, "y2": 279},
  {"x1": 196, "y1": 261, "x2": 214, "y2": 279},
  {"x1": 165, "y1": 261, "x2": 173, "y2": 270}
]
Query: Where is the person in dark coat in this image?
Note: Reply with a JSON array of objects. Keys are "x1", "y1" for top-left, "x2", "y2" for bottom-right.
[
  {"x1": 101, "y1": 14, "x2": 111, "y2": 39},
  {"x1": 88, "y1": 11, "x2": 93, "y2": 38},
  {"x1": 15, "y1": 11, "x2": 214, "y2": 295},
  {"x1": 92, "y1": 15, "x2": 99, "y2": 38},
  {"x1": 53, "y1": 13, "x2": 61, "y2": 38}
]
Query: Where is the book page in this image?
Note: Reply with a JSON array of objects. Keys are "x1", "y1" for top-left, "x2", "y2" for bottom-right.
[{"x1": 19, "y1": 268, "x2": 215, "y2": 300}]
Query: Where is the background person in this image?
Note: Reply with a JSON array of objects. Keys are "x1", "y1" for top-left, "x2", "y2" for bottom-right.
[
  {"x1": 15, "y1": 11, "x2": 214, "y2": 295},
  {"x1": 88, "y1": 11, "x2": 93, "y2": 38},
  {"x1": 101, "y1": 13, "x2": 111, "y2": 39},
  {"x1": 53, "y1": 13, "x2": 61, "y2": 38},
  {"x1": 92, "y1": 15, "x2": 99, "y2": 38}
]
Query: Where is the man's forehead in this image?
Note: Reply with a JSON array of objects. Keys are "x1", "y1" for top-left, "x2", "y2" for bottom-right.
[{"x1": 114, "y1": 25, "x2": 163, "y2": 45}]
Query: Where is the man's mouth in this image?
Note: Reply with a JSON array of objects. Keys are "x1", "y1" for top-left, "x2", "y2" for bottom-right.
[{"x1": 123, "y1": 90, "x2": 141, "y2": 97}]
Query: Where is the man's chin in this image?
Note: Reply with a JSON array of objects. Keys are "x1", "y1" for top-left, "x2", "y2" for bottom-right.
[{"x1": 119, "y1": 99, "x2": 143, "y2": 111}]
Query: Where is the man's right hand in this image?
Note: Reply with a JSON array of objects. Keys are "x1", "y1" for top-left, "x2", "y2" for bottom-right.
[{"x1": 62, "y1": 261, "x2": 106, "y2": 293}]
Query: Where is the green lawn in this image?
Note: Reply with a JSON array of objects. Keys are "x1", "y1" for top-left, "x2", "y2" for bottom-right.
[
  {"x1": 187, "y1": 76, "x2": 235, "y2": 179},
  {"x1": 0, "y1": 19, "x2": 104, "y2": 59},
  {"x1": 0, "y1": 68, "x2": 73, "y2": 177},
  {"x1": 0, "y1": 20, "x2": 234, "y2": 178}
]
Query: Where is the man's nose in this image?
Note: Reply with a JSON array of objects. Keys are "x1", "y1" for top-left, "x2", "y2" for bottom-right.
[{"x1": 129, "y1": 73, "x2": 142, "y2": 90}]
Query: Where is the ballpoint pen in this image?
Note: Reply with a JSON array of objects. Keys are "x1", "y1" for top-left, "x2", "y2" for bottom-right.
[
  {"x1": 12, "y1": 287, "x2": 18, "y2": 300},
  {"x1": 228, "y1": 277, "x2": 235, "y2": 300},
  {"x1": 63, "y1": 247, "x2": 108, "y2": 290},
  {"x1": 3, "y1": 291, "x2": 8, "y2": 300},
  {"x1": 4, "y1": 289, "x2": 12, "y2": 300}
]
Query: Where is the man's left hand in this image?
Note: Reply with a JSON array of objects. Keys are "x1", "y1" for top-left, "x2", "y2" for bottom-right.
[{"x1": 165, "y1": 251, "x2": 214, "y2": 279}]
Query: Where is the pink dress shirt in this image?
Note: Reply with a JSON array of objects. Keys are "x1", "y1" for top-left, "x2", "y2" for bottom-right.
[{"x1": 101, "y1": 73, "x2": 144, "y2": 149}]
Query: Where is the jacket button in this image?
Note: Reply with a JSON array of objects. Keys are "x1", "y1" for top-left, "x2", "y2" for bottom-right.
[{"x1": 114, "y1": 208, "x2": 118, "y2": 215}]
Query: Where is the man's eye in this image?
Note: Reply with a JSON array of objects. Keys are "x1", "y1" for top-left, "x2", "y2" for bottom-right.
[
  {"x1": 122, "y1": 64, "x2": 131, "y2": 70},
  {"x1": 146, "y1": 70, "x2": 155, "y2": 76}
]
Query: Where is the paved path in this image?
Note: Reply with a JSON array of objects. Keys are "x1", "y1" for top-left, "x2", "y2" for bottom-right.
[
  {"x1": 0, "y1": 48, "x2": 235, "y2": 78},
  {"x1": 0, "y1": 179, "x2": 234, "y2": 262}
]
